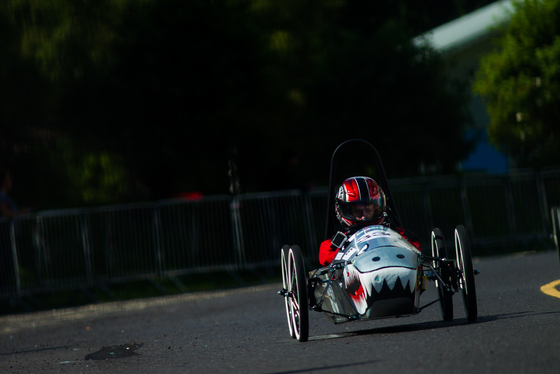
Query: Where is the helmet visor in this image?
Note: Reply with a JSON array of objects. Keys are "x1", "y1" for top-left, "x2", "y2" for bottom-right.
[{"x1": 338, "y1": 202, "x2": 384, "y2": 224}]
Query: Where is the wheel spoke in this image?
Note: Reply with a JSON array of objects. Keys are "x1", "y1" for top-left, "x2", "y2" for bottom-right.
[
  {"x1": 454, "y1": 225, "x2": 477, "y2": 322},
  {"x1": 432, "y1": 228, "x2": 453, "y2": 321},
  {"x1": 287, "y1": 246, "x2": 309, "y2": 342},
  {"x1": 281, "y1": 245, "x2": 295, "y2": 338}
]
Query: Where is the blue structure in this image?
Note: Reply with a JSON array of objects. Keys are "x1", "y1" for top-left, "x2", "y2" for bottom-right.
[{"x1": 413, "y1": 1, "x2": 514, "y2": 173}]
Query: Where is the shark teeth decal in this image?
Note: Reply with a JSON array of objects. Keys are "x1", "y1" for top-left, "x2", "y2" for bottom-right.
[
  {"x1": 345, "y1": 266, "x2": 416, "y2": 315},
  {"x1": 345, "y1": 266, "x2": 366, "y2": 313}
]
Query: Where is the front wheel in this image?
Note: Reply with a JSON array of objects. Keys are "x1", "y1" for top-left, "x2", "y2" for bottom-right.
[
  {"x1": 551, "y1": 207, "x2": 560, "y2": 266},
  {"x1": 431, "y1": 228, "x2": 453, "y2": 322},
  {"x1": 454, "y1": 225, "x2": 477, "y2": 322},
  {"x1": 281, "y1": 245, "x2": 295, "y2": 338},
  {"x1": 286, "y1": 245, "x2": 309, "y2": 342}
]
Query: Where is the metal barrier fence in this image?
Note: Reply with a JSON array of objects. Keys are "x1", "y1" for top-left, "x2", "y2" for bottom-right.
[
  {"x1": 392, "y1": 169, "x2": 560, "y2": 249},
  {"x1": 1, "y1": 168, "x2": 560, "y2": 300}
]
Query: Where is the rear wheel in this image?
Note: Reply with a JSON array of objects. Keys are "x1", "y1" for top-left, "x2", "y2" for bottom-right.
[
  {"x1": 281, "y1": 245, "x2": 295, "y2": 338},
  {"x1": 454, "y1": 225, "x2": 477, "y2": 322},
  {"x1": 287, "y1": 245, "x2": 309, "y2": 342},
  {"x1": 431, "y1": 228, "x2": 453, "y2": 321},
  {"x1": 551, "y1": 207, "x2": 560, "y2": 265}
]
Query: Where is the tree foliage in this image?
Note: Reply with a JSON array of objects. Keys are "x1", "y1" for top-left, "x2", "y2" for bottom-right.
[
  {"x1": 1, "y1": 0, "x2": 479, "y2": 208},
  {"x1": 474, "y1": 0, "x2": 560, "y2": 167}
]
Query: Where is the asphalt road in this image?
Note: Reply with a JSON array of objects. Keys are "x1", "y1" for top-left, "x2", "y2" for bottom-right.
[{"x1": 1, "y1": 250, "x2": 560, "y2": 374}]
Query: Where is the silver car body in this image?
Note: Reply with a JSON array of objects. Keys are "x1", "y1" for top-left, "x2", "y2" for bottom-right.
[{"x1": 311, "y1": 225, "x2": 423, "y2": 324}]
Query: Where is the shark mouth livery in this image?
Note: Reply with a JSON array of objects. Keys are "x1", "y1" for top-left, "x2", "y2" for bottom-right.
[
  {"x1": 344, "y1": 244, "x2": 418, "y2": 316},
  {"x1": 345, "y1": 265, "x2": 416, "y2": 315},
  {"x1": 310, "y1": 226, "x2": 423, "y2": 322}
]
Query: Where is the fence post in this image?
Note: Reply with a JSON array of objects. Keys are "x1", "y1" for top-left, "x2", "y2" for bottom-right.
[
  {"x1": 422, "y1": 182, "x2": 434, "y2": 232},
  {"x1": 10, "y1": 220, "x2": 21, "y2": 296},
  {"x1": 104, "y1": 212, "x2": 114, "y2": 280},
  {"x1": 504, "y1": 175, "x2": 516, "y2": 244},
  {"x1": 188, "y1": 203, "x2": 198, "y2": 269},
  {"x1": 231, "y1": 196, "x2": 245, "y2": 269},
  {"x1": 459, "y1": 176, "x2": 474, "y2": 238},
  {"x1": 36, "y1": 215, "x2": 50, "y2": 287},
  {"x1": 303, "y1": 192, "x2": 317, "y2": 260},
  {"x1": 536, "y1": 170, "x2": 549, "y2": 236},
  {"x1": 33, "y1": 215, "x2": 41, "y2": 287},
  {"x1": 81, "y1": 212, "x2": 94, "y2": 288},
  {"x1": 153, "y1": 205, "x2": 163, "y2": 278},
  {"x1": 552, "y1": 206, "x2": 559, "y2": 251}
]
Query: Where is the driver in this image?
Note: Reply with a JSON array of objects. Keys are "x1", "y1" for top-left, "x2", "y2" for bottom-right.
[{"x1": 319, "y1": 176, "x2": 420, "y2": 265}]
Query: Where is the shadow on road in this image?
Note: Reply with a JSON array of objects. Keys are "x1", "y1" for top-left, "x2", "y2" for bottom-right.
[
  {"x1": 477, "y1": 309, "x2": 560, "y2": 322},
  {"x1": 267, "y1": 359, "x2": 379, "y2": 374},
  {"x1": 306, "y1": 309, "x2": 560, "y2": 342}
]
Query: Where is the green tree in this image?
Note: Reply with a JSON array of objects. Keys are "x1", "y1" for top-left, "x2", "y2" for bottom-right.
[{"x1": 474, "y1": 0, "x2": 560, "y2": 167}]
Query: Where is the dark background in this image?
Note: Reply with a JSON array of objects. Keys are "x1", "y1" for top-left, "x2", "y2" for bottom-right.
[{"x1": 0, "y1": 0, "x2": 497, "y2": 210}]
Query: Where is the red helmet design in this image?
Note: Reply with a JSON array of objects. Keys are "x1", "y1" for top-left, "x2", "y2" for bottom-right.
[{"x1": 335, "y1": 176, "x2": 386, "y2": 229}]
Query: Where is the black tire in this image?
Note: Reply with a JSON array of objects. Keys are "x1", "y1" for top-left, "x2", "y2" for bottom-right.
[
  {"x1": 281, "y1": 245, "x2": 295, "y2": 339},
  {"x1": 287, "y1": 245, "x2": 309, "y2": 342},
  {"x1": 431, "y1": 228, "x2": 453, "y2": 322},
  {"x1": 551, "y1": 207, "x2": 560, "y2": 266},
  {"x1": 454, "y1": 225, "x2": 478, "y2": 323}
]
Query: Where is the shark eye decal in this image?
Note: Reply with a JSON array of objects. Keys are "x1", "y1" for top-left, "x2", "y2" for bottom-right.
[
  {"x1": 372, "y1": 256, "x2": 380, "y2": 261},
  {"x1": 397, "y1": 254, "x2": 405, "y2": 259}
]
